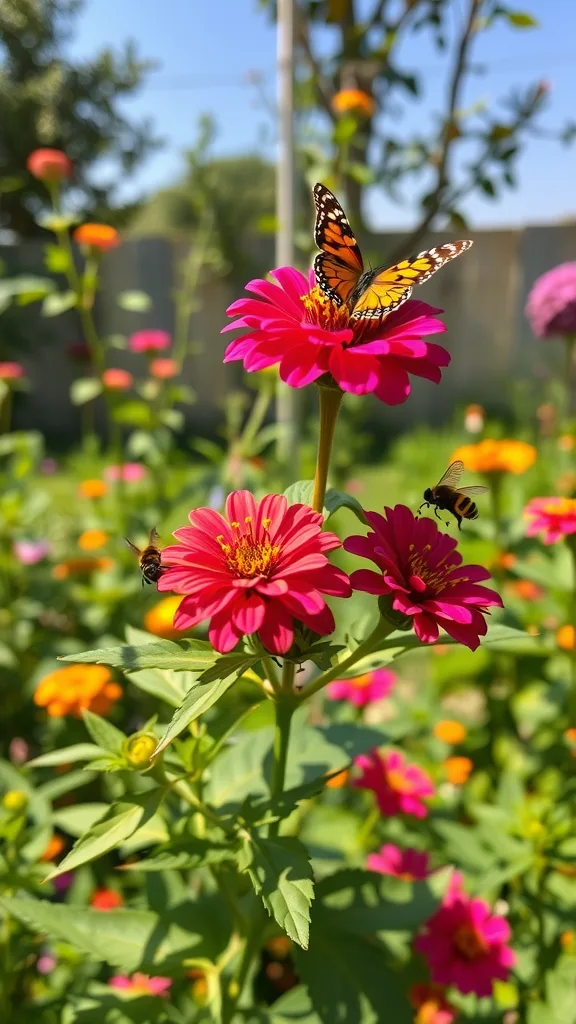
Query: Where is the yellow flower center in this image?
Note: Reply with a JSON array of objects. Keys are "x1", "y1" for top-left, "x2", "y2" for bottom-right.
[
  {"x1": 218, "y1": 517, "x2": 280, "y2": 579},
  {"x1": 542, "y1": 497, "x2": 576, "y2": 516},
  {"x1": 407, "y1": 544, "x2": 463, "y2": 595},
  {"x1": 352, "y1": 673, "x2": 372, "y2": 689},
  {"x1": 453, "y1": 924, "x2": 489, "y2": 960},
  {"x1": 386, "y1": 769, "x2": 414, "y2": 794},
  {"x1": 301, "y1": 286, "x2": 352, "y2": 332}
]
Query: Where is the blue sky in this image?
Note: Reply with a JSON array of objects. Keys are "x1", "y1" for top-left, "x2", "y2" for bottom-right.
[{"x1": 67, "y1": 0, "x2": 576, "y2": 229}]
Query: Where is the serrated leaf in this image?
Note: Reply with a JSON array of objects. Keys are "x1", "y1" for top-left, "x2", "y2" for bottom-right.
[
  {"x1": 82, "y1": 710, "x2": 126, "y2": 754},
  {"x1": 42, "y1": 290, "x2": 76, "y2": 317},
  {"x1": 283, "y1": 480, "x2": 315, "y2": 508},
  {"x1": 117, "y1": 290, "x2": 152, "y2": 312},
  {"x1": 238, "y1": 833, "x2": 314, "y2": 948},
  {"x1": 53, "y1": 803, "x2": 110, "y2": 836},
  {"x1": 122, "y1": 837, "x2": 236, "y2": 872},
  {"x1": 26, "y1": 743, "x2": 106, "y2": 768},
  {"x1": 154, "y1": 669, "x2": 241, "y2": 755},
  {"x1": 61, "y1": 639, "x2": 217, "y2": 672},
  {"x1": 199, "y1": 653, "x2": 259, "y2": 685},
  {"x1": 70, "y1": 378, "x2": 103, "y2": 406},
  {"x1": 126, "y1": 666, "x2": 194, "y2": 707}
]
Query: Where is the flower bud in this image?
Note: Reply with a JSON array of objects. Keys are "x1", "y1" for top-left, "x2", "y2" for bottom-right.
[
  {"x1": 124, "y1": 733, "x2": 157, "y2": 768},
  {"x1": 3, "y1": 790, "x2": 28, "y2": 813}
]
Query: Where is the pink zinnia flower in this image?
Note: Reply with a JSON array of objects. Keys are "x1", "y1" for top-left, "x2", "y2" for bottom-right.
[
  {"x1": 129, "y1": 329, "x2": 171, "y2": 353},
  {"x1": 367, "y1": 843, "x2": 431, "y2": 880},
  {"x1": 109, "y1": 973, "x2": 172, "y2": 997},
  {"x1": 27, "y1": 148, "x2": 73, "y2": 182},
  {"x1": 158, "y1": 490, "x2": 351, "y2": 654},
  {"x1": 0, "y1": 362, "x2": 25, "y2": 380},
  {"x1": 415, "y1": 883, "x2": 516, "y2": 997},
  {"x1": 409, "y1": 983, "x2": 457, "y2": 1024},
  {"x1": 524, "y1": 496, "x2": 576, "y2": 544},
  {"x1": 223, "y1": 267, "x2": 449, "y2": 405},
  {"x1": 344, "y1": 504, "x2": 502, "y2": 651},
  {"x1": 327, "y1": 667, "x2": 395, "y2": 707},
  {"x1": 105, "y1": 463, "x2": 147, "y2": 483},
  {"x1": 525, "y1": 262, "x2": 576, "y2": 337},
  {"x1": 13, "y1": 540, "x2": 50, "y2": 565},
  {"x1": 354, "y1": 749, "x2": 434, "y2": 818}
]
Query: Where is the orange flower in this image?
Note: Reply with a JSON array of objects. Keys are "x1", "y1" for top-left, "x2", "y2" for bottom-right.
[
  {"x1": 560, "y1": 931, "x2": 575, "y2": 952},
  {"x1": 40, "y1": 833, "x2": 66, "y2": 862},
  {"x1": 90, "y1": 888, "x2": 124, "y2": 910},
  {"x1": 451, "y1": 439, "x2": 536, "y2": 476},
  {"x1": 52, "y1": 557, "x2": 112, "y2": 579},
  {"x1": 557, "y1": 626, "x2": 575, "y2": 651},
  {"x1": 265, "y1": 936, "x2": 292, "y2": 959},
  {"x1": 102, "y1": 368, "x2": 133, "y2": 390},
  {"x1": 144, "y1": 596, "x2": 184, "y2": 639},
  {"x1": 27, "y1": 148, "x2": 73, "y2": 182},
  {"x1": 565, "y1": 727, "x2": 576, "y2": 745},
  {"x1": 496, "y1": 552, "x2": 517, "y2": 570},
  {"x1": 558, "y1": 434, "x2": 574, "y2": 452},
  {"x1": 332, "y1": 88, "x2": 376, "y2": 118},
  {"x1": 79, "y1": 479, "x2": 107, "y2": 499},
  {"x1": 34, "y1": 664, "x2": 122, "y2": 718},
  {"x1": 510, "y1": 579, "x2": 544, "y2": 601},
  {"x1": 73, "y1": 223, "x2": 120, "y2": 251},
  {"x1": 150, "y1": 357, "x2": 179, "y2": 380},
  {"x1": 444, "y1": 756, "x2": 473, "y2": 785},
  {"x1": 433, "y1": 720, "x2": 467, "y2": 745},
  {"x1": 325, "y1": 768, "x2": 349, "y2": 789},
  {"x1": 78, "y1": 529, "x2": 108, "y2": 552},
  {"x1": 409, "y1": 983, "x2": 457, "y2": 1024}
]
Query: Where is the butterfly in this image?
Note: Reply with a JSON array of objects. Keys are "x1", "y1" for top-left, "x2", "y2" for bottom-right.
[{"x1": 313, "y1": 182, "x2": 473, "y2": 321}]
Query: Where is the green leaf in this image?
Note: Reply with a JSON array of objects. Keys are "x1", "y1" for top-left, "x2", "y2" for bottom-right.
[
  {"x1": 238, "y1": 833, "x2": 314, "y2": 948},
  {"x1": 26, "y1": 743, "x2": 106, "y2": 768},
  {"x1": 126, "y1": 667, "x2": 193, "y2": 707},
  {"x1": 324, "y1": 489, "x2": 367, "y2": 524},
  {"x1": 122, "y1": 837, "x2": 236, "y2": 872},
  {"x1": 0, "y1": 276, "x2": 54, "y2": 308},
  {"x1": 117, "y1": 290, "x2": 152, "y2": 313},
  {"x1": 61, "y1": 639, "x2": 217, "y2": 673},
  {"x1": 42, "y1": 290, "x2": 76, "y2": 317},
  {"x1": 505, "y1": 10, "x2": 538, "y2": 27},
  {"x1": 47, "y1": 790, "x2": 164, "y2": 879},
  {"x1": 112, "y1": 401, "x2": 152, "y2": 428},
  {"x1": 82, "y1": 710, "x2": 126, "y2": 754},
  {"x1": 315, "y1": 867, "x2": 447, "y2": 933},
  {"x1": 242, "y1": 773, "x2": 340, "y2": 825},
  {"x1": 53, "y1": 803, "x2": 110, "y2": 836},
  {"x1": 44, "y1": 244, "x2": 71, "y2": 274},
  {"x1": 199, "y1": 653, "x2": 259, "y2": 685},
  {"x1": 284, "y1": 481, "x2": 314, "y2": 508},
  {"x1": 70, "y1": 378, "x2": 103, "y2": 406},
  {"x1": 155, "y1": 669, "x2": 242, "y2": 755}
]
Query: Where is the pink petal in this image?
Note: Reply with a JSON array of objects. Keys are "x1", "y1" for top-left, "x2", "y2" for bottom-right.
[
  {"x1": 329, "y1": 346, "x2": 380, "y2": 394},
  {"x1": 279, "y1": 343, "x2": 325, "y2": 387},
  {"x1": 258, "y1": 602, "x2": 294, "y2": 654},
  {"x1": 373, "y1": 360, "x2": 412, "y2": 405},
  {"x1": 231, "y1": 593, "x2": 266, "y2": 634}
]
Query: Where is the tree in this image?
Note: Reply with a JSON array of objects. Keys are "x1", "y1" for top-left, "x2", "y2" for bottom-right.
[{"x1": 0, "y1": 0, "x2": 158, "y2": 236}]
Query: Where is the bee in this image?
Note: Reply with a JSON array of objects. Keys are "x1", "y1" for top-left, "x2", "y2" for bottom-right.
[
  {"x1": 417, "y1": 461, "x2": 488, "y2": 530},
  {"x1": 125, "y1": 527, "x2": 164, "y2": 586}
]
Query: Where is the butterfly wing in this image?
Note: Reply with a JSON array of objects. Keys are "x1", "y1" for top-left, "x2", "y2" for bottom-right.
[
  {"x1": 351, "y1": 240, "x2": 474, "y2": 321},
  {"x1": 313, "y1": 183, "x2": 363, "y2": 306},
  {"x1": 456, "y1": 485, "x2": 489, "y2": 496},
  {"x1": 436, "y1": 461, "x2": 465, "y2": 489}
]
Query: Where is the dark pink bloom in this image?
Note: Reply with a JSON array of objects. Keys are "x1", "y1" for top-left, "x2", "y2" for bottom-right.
[
  {"x1": 367, "y1": 843, "x2": 431, "y2": 880},
  {"x1": 354, "y1": 749, "x2": 434, "y2": 818},
  {"x1": 129, "y1": 330, "x2": 171, "y2": 353},
  {"x1": 158, "y1": 490, "x2": 351, "y2": 654},
  {"x1": 223, "y1": 267, "x2": 449, "y2": 405},
  {"x1": 0, "y1": 362, "x2": 25, "y2": 380},
  {"x1": 109, "y1": 973, "x2": 172, "y2": 996},
  {"x1": 524, "y1": 496, "x2": 576, "y2": 544},
  {"x1": 415, "y1": 882, "x2": 516, "y2": 997},
  {"x1": 344, "y1": 504, "x2": 502, "y2": 651},
  {"x1": 525, "y1": 262, "x2": 576, "y2": 337},
  {"x1": 327, "y1": 667, "x2": 395, "y2": 707}
]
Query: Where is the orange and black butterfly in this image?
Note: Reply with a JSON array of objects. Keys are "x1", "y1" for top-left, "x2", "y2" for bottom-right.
[
  {"x1": 313, "y1": 183, "x2": 473, "y2": 321},
  {"x1": 125, "y1": 527, "x2": 164, "y2": 586},
  {"x1": 418, "y1": 461, "x2": 488, "y2": 530}
]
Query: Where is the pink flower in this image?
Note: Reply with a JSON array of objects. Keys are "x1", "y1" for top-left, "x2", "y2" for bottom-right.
[
  {"x1": 27, "y1": 148, "x2": 73, "y2": 182},
  {"x1": 415, "y1": 883, "x2": 516, "y2": 997},
  {"x1": 53, "y1": 871, "x2": 75, "y2": 892},
  {"x1": 150, "y1": 357, "x2": 179, "y2": 379},
  {"x1": 524, "y1": 496, "x2": 576, "y2": 544},
  {"x1": 13, "y1": 540, "x2": 50, "y2": 565},
  {"x1": 37, "y1": 953, "x2": 58, "y2": 975},
  {"x1": 367, "y1": 843, "x2": 432, "y2": 880},
  {"x1": 525, "y1": 262, "x2": 576, "y2": 337},
  {"x1": 40, "y1": 458, "x2": 58, "y2": 476},
  {"x1": 354, "y1": 749, "x2": 434, "y2": 818},
  {"x1": 344, "y1": 504, "x2": 503, "y2": 651},
  {"x1": 129, "y1": 330, "x2": 171, "y2": 353},
  {"x1": 327, "y1": 667, "x2": 395, "y2": 707},
  {"x1": 102, "y1": 368, "x2": 133, "y2": 390},
  {"x1": 223, "y1": 267, "x2": 449, "y2": 405},
  {"x1": 158, "y1": 489, "x2": 351, "y2": 654},
  {"x1": 409, "y1": 984, "x2": 457, "y2": 1024},
  {"x1": 0, "y1": 362, "x2": 25, "y2": 380},
  {"x1": 105, "y1": 463, "x2": 148, "y2": 483},
  {"x1": 109, "y1": 973, "x2": 172, "y2": 997}
]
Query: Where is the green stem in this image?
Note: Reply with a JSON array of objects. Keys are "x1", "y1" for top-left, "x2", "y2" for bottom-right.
[
  {"x1": 312, "y1": 381, "x2": 344, "y2": 514},
  {"x1": 268, "y1": 676, "x2": 296, "y2": 837},
  {"x1": 225, "y1": 907, "x2": 265, "y2": 1017},
  {"x1": 297, "y1": 617, "x2": 397, "y2": 703},
  {"x1": 240, "y1": 384, "x2": 274, "y2": 452}
]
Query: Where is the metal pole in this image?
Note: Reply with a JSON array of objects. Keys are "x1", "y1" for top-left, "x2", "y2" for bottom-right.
[{"x1": 275, "y1": 0, "x2": 299, "y2": 470}]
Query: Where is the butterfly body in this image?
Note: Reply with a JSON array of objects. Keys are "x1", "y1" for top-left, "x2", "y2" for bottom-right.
[
  {"x1": 419, "y1": 462, "x2": 488, "y2": 530},
  {"x1": 313, "y1": 183, "x2": 473, "y2": 322}
]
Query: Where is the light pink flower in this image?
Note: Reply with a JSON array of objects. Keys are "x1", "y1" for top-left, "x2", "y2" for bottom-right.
[
  {"x1": 525, "y1": 262, "x2": 576, "y2": 337},
  {"x1": 37, "y1": 954, "x2": 58, "y2": 975},
  {"x1": 524, "y1": 496, "x2": 576, "y2": 544},
  {"x1": 13, "y1": 540, "x2": 50, "y2": 565},
  {"x1": 354, "y1": 749, "x2": 434, "y2": 818},
  {"x1": 367, "y1": 843, "x2": 432, "y2": 880},
  {"x1": 104, "y1": 463, "x2": 148, "y2": 483},
  {"x1": 327, "y1": 667, "x2": 395, "y2": 707},
  {"x1": 129, "y1": 330, "x2": 171, "y2": 353},
  {"x1": 109, "y1": 973, "x2": 172, "y2": 997},
  {"x1": 223, "y1": 267, "x2": 449, "y2": 405},
  {"x1": 158, "y1": 490, "x2": 351, "y2": 654},
  {"x1": 415, "y1": 882, "x2": 516, "y2": 997},
  {"x1": 344, "y1": 504, "x2": 502, "y2": 651}
]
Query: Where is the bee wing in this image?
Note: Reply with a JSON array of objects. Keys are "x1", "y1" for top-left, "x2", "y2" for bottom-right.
[
  {"x1": 457, "y1": 485, "x2": 488, "y2": 496},
  {"x1": 149, "y1": 527, "x2": 161, "y2": 546},
  {"x1": 125, "y1": 537, "x2": 142, "y2": 556},
  {"x1": 436, "y1": 460, "x2": 464, "y2": 489}
]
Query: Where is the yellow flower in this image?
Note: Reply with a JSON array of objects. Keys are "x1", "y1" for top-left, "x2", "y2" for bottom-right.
[
  {"x1": 444, "y1": 756, "x2": 473, "y2": 785},
  {"x1": 78, "y1": 479, "x2": 107, "y2": 499},
  {"x1": 78, "y1": 529, "x2": 108, "y2": 552},
  {"x1": 433, "y1": 720, "x2": 467, "y2": 745},
  {"x1": 331, "y1": 88, "x2": 375, "y2": 118},
  {"x1": 144, "y1": 596, "x2": 183, "y2": 639},
  {"x1": 34, "y1": 664, "x2": 122, "y2": 718},
  {"x1": 3, "y1": 791, "x2": 28, "y2": 813},
  {"x1": 557, "y1": 625, "x2": 575, "y2": 651},
  {"x1": 124, "y1": 733, "x2": 157, "y2": 768},
  {"x1": 451, "y1": 439, "x2": 537, "y2": 475}
]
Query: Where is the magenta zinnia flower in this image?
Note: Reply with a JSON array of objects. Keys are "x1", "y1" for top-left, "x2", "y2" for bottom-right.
[
  {"x1": 158, "y1": 490, "x2": 351, "y2": 654},
  {"x1": 129, "y1": 329, "x2": 171, "y2": 353},
  {"x1": 345, "y1": 504, "x2": 502, "y2": 650},
  {"x1": 223, "y1": 267, "x2": 449, "y2": 405},
  {"x1": 354, "y1": 749, "x2": 434, "y2": 818},
  {"x1": 327, "y1": 667, "x2": 395, "y2": 707},
  {"x1": 109, "y1": 973, "x2": 172, "y2": 997},
  {"x1": 367, "y1": 843, "x2": 432, "y2": 881},
  {"x1": 524, "y1": 496, "x2": 576, "y2": 544},
  {"x1": 415, "y1": 882, "x2": 516, "y2": 997},
  {"x1": 525, "y1": 262, "x2": 576, "y2": 337}
]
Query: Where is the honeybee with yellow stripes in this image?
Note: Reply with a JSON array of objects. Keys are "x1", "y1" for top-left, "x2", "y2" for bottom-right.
[{"x1": 418, "y1": 461, "x2": 488, "y2": 530}]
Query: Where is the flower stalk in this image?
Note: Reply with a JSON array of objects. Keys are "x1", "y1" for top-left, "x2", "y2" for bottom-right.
[
  {"x1": 298, "y1": 617, "x2": 396, "y2": 703},
  {"x1": 312, "y1": 380, "x2": 344, "y2": 514}
]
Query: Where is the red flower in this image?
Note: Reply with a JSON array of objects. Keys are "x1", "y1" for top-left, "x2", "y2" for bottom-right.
[
  {"x1": 102, "y1": 368, "x2": 133, "y2": 390},
  {"x1": 158, "y1": 490, "x2": 351, "y2": 654},
  {"x1": 223, "y1": 267, "x2": 449, "y2": 405},
  {"x1": 73, "y1": 223, "x2": 120, "y2": 251},
  {"x1": 0, "y1": 362, "x2": 26, "y2": 380},
  {"x1": 27, "y1": 148, "x2": 73, "y2": 182},
  {"x1": 90, "y1": 888, "x2": 123, "y2": 910},
  {"x1": 345, "y1": 504, "x2": 502, "y2": 651},
  {"x1": 129, "y1": 330, "x2": 171, "y2": 353},
  {"x1": 354, "y1": 749, "x2": 434, "y2": 818},
  {"x1": 524, "y1": 496, "x2": 576, "y2": 544}
]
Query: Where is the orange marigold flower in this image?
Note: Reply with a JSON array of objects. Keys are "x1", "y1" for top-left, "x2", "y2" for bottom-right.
[
  {"x1": 332, "y1": 88, "x2": 376, "y2": 118},
  {"x1": 510, "y1": 579, "x2": 544, "y2": 601},
  {"x1": 325, "y1": 768, "x2": 349, "y2": 789},
  {"x1": 444, "y1": 756, "x2": 473, "y2": 785},
  {"x1": 40, "y1": 833, "x2": 66, "y2": 862},
  {"x1": 102, "y1": 368, "x2": 133, "y2": 390},
  {"x1": 433, "y1": 720, "x2": 467, "y2": 745},
  {"x1": 150, "y1": 357, "x2": 179, "y2": 380},
  {"x1": 34, "y1": 664, "x2": 122, "y2": 718},
  {"x1": 27, "y1": 148, "x2": 73, "y2": 182},
  {"x1": 73, "y1": 223, "x2": 120, "y2": 251},
  {"x1": 52, "y1": 556, "x2": 112, "y2": 579},
  {"x1": 565, "y1": 727, "x2": 576, "y2": 745},
  {"x1": 90, "y1": 888, "x2": 124, "y2": 911},
  {"x1": 451, "y1": 439, "x2": 537, "y2": 476},
  {"x1": 558, "y1": 434, "x2": 574, "y2": 452},
  {"x1": 144, "y1": 596, "x2": 184, "y2": 639},
  {"x1": 79, "y1": 479, "x2": 107, "y2": 499},
  {"x1": 78, "y1": 529, "x2": 108, "y2": 552}
]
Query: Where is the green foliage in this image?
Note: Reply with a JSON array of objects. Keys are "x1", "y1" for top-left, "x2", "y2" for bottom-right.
[{"x1": 238, "y1": 833, "x2": 314, "y2": 948}]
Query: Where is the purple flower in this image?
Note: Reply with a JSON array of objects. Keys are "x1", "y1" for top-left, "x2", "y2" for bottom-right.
[{"x1": 525, "y1": 262, "x2": 576, "y2": 337}]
